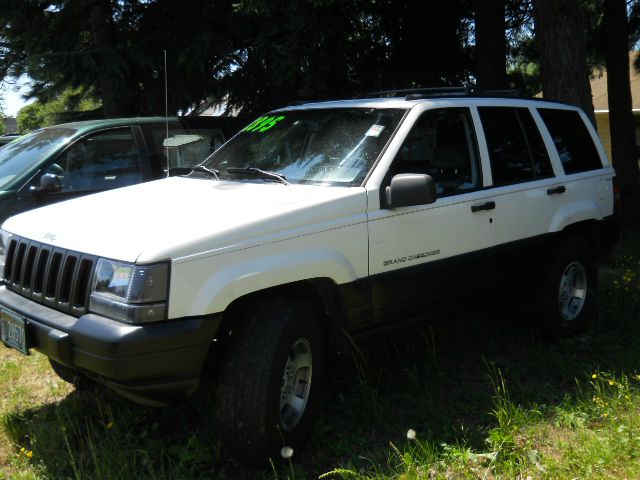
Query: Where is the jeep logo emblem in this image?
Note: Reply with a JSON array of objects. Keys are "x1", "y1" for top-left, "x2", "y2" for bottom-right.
[{"x1": 43, "y1": 232, "x2": 56, "y2": 242}]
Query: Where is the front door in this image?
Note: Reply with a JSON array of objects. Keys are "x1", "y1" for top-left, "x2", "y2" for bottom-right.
[
  {"x1": 17, "y1": 127, "x2": 146, "y2": 213},
  {"x1": 367, "y1": 107, "x2": 496, "y2": 325}
]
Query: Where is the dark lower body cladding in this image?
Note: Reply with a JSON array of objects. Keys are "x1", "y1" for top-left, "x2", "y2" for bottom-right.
[{"x1": 0, "y1": 287, "x2": 221, "y2": 407}]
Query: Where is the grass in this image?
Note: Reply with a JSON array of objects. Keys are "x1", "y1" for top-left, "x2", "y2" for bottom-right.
[{"x1": 1, "y1": 227, "x2": 640, "y2": 479}]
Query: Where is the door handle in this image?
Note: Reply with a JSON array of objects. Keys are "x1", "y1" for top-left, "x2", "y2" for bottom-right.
[
  {"x1": 471, "y1": 201, "x2": 496, "y2": 213},
  {"x1": 547, "y1": 185, "x2": 566, "y2": 195}
]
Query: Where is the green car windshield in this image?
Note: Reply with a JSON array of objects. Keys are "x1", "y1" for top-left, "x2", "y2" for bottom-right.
[
  {"x1": 205, "y1": 108, "x2": 405, "y2": 186},
  {"x1": 0, "y1": 127, "x2": 76, "y2": 190}
]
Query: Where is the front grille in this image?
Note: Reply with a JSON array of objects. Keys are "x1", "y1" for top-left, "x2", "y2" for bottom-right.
[{"x1": 3, "y1": 235, "x2": 97, "y2": 316}]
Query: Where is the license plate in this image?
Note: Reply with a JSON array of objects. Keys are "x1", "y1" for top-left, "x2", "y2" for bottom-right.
[{"x1": 0, "y1": 308, "x2": 29, "y2": 355}]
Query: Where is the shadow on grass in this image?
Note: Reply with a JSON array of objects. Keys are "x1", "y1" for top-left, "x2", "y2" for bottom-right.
[
  {"x1": 3, "y1": 232, "x2": 640, "y2": 479},
  {"x1": 2, "y1": 383, "x2": 232, "y2": 479}
]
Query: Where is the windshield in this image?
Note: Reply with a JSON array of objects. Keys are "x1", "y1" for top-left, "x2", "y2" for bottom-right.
[
  {"x1": 204, "y1": 108, "x2": 405, "y2": 186},
  {"x1": 0, "y1": 127, "x2": 76, "y2": 190}
]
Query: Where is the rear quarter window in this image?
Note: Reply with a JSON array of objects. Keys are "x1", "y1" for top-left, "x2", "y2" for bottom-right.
[{"x1": 538, "y1": 109, "x2": 602, "y2": 174}]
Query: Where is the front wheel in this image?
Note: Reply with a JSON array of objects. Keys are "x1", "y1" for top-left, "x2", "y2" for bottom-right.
[
  {"x1": 216, "y1": 298, "x2": 324, "y2": 463},
  {"x1": 539, "y1": 239, "x2": 597, "y2": 336}
]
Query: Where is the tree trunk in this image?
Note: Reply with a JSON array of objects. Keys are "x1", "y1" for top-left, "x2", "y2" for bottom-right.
[
  {"x1": 604, "y1": 0, "x2": 640, "y2": 223},
  {"x1": 533, "y1": 0, "x2": 595, "y2": 124},
  {"x1": 89, "y1": 0, "x2": 126, "y2": 117},
  {"x1": 474, "y1": 0, "x2": 507, "y2": 91}
]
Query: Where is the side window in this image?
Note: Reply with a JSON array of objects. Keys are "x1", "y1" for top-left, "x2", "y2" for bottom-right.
[
  {"x1": 538, "y1": 108, "x2": 602, "y2": 174},
  {"x1": 53, "y1": 128, "x2": 143, "y2": 192},
  {"x1": 478, "y1": 107, "x2": 553, "y2": 186},
  {"x1": 390, "y1": 108, "x2": 481, "y2": 197}
]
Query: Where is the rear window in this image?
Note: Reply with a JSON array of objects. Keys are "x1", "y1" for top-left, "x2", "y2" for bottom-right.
[{"x1": 538, "y1": 109, "x2": 602, "y2": 174}]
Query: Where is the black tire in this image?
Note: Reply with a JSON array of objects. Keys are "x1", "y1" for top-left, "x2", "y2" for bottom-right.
[
  {"x1": 539, "y1": 238, "x2": 597, "y2": 337},
  {"x1": 216, "y1": 298, "x2": 324, "y2": 463}
]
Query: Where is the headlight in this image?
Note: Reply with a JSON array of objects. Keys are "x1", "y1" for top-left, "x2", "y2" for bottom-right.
[
  {"x1": 89, "y1": 258, "x2": 169, "y2": 323},
  {"x1": 0, "y1": 229, "x2": 13, "y2": 279}
]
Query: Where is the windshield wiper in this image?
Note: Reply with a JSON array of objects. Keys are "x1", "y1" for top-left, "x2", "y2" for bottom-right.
[
  {"x1": 190, "y1": 165, "x2": 220, "y2": 179},
  {"x1": 226, "y1": 167, "x2": 289, "y2": 185}
]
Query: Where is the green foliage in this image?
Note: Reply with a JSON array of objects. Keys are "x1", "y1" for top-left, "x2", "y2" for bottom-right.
[
  {"x1": 0, "y1": 0, "x2": 241, "y2": 116},
  {"x1": 16, "y1": 103, "x2": 45, "y2": 133},
  {"x1": 0, "y1": 0, "x2": 478, "y2": 117},
  {"x1": 0, "y1": 0, "x2": 635, "y2": 117},
  {"x1": 225, "y1": 0, "x2": 475, "y2": 114},
  {"x1": 1, "y1": 0, "x2": 625, "y2": 118},
  {"x1": 16, "y1": 88, "x2": 101, "y2": 132}
]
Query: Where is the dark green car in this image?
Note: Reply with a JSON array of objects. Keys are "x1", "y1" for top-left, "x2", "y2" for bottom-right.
[{"x1": 0, "y1": 117, "x2": 237, "y2": 223}]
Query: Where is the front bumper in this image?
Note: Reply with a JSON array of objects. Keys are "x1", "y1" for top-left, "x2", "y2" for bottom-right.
[{"x1": 0, "y1": 287, "x2": 221, "y2": 406}]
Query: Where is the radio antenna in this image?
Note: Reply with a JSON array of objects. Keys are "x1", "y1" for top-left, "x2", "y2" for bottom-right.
[{"x1": 164, "y1": 49, "x2": 170, "y2": 177}]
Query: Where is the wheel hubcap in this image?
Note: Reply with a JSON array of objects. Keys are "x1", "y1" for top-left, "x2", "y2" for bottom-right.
[
  {"x1": 280, "y1": 338, "x2": 312, "y2": 431},
  {"x1": 558, "y1": 261, "x2": 588, "y2": 321}
]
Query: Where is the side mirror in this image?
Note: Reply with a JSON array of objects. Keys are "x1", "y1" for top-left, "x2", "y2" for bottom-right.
[
  {"x1": 385, "y1": 173, "x2": 437, "y2": 208},
  {"x1": 30, "y1": 173, "x2": 62, "y2": 194}
]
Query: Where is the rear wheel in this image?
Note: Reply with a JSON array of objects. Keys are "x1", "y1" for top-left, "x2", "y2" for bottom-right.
[
  {"x1": 216, "y1": 298, "x2": 324, "y2": 463},
  {"x1": 539, "y1": 239, "x2": 597, "y2": 336}
]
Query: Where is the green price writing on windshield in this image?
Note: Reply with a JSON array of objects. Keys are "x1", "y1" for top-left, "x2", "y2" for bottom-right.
[{"x1": 243, "y1": 115, "x2": 286, "y2": 133}]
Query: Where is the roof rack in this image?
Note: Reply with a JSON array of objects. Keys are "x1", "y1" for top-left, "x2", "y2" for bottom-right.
[
  {"x1": 286, "y1": 99, "x2": 326, "y2": 106},
  {"x1": 356, "y1": 87, "x2": 473, "y2": 99},
  {"x1": 286, "y1": 88, "x2": 536, "y2": 108},
  {"x1": 355, "y1": 86, "x2": 527, "y2": 101}
]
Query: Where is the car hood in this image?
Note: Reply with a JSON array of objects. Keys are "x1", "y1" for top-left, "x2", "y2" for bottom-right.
[{"x1": 2, "y1": 177, "x2": 368, "y2": 263}]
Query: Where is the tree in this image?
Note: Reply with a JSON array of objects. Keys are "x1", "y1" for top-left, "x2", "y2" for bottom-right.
[
  {"x1": 16, "y1": 87, "x2": 100, "y2": 132},
  {"x1": 532, "y1": 0, "x2": 594, "y2": 122},
  {"x1": 0, "y1": 0, "x2": 239, "y2": 116},
  {"x1": 7, "y1": 0, "x2": 620, "y2": 123},
  {"x1": 474, "y1": 0, "x2": 507, "y2": 90},
  {"x1": 16, "y1": 102, "x2": 46, "y2": 133},
  {"x1": 224, "y1": 0, "x2": 475, "y2": 115},
  {"x1": 629, "y1": 0, "x2": 640, "y2": 45},
  {"x1": 604, "y1": 0, "x2": 640, "y2": 221},
  {"x1": 88, "y1": 0, "x2": 126, "y2": 117},
  {"x1": 0, "y1": 0, "x2": 479, "y2": 117}
]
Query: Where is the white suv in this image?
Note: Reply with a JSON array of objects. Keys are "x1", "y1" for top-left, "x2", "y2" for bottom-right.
[{"x1": 0, "y1": 90, "x2": 619, "y2": 461}]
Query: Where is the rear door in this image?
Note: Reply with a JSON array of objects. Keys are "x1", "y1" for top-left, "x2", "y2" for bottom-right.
[{"x1": 474, "y1": 106, "x2": 562, "y2": 280}]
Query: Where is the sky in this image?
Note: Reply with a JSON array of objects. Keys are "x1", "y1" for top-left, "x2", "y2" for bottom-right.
[{"x1": 1, "y1": 75, "x2": 34, "y2": 117}]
